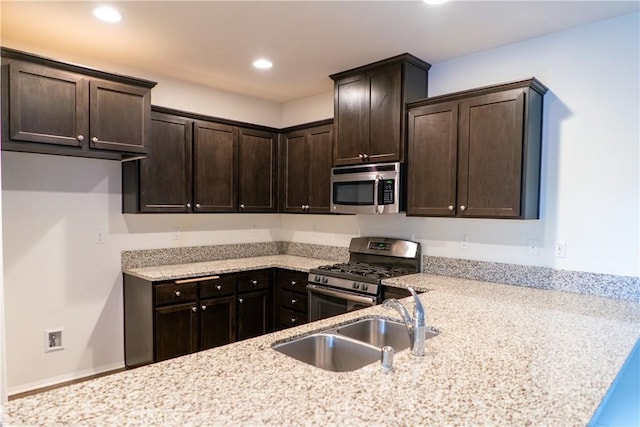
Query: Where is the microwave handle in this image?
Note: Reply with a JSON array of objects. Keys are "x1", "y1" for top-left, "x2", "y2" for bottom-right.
[{"x1": 374, "y1": 175, "x2": 383, "y2": 214}]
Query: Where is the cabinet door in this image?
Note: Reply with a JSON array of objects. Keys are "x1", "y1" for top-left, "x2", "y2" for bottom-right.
[
  {"x1": 307, "y1": 125, "x2": 333, "y2": 213},
  {"x1": 237, "y1": 290, "x2": 272, "y2": 341},
  {"x1": 155, "y1": 303, "x2": 198, "y2": 362},
  {"x1": 138, "y1": 112, "x2": 193, "y2": 212},
  {"x1": 281, "y1": 131, "x2": 309, "y2": 213},
  {"x1": 200, "y1": 296, "x2": 236, "y2": 351},
  {"x1": 407, "y1": 102, "x2": 458, "y2": 216},
  {"x1": 333, "y1": 74, "x2": 367, "y2": 165},
  {"x1": 458, "y1": 89, "x2": 525, "y2": 218},
  {"x1": 7, "y1": 61, "x2": 88, "y2": 147},
  {"x1": 193, "y1": 120, "x2": 238, "y2": 212},
  {"x1": 89, "y1": 79, "x2": 150, "y2": 154},
  {"x1": 238, "y1": 128, "x2": 277, "y2": 212},
  {"x1": 367, "y1": 64, "x2": 402, "y2": 163}
]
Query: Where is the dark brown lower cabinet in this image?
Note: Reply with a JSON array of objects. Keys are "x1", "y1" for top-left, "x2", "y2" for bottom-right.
[
  {"x1": 200, "y1": 296, "x2": 236, "y2": 351},
  {"x1": 124, "y1": 270, "x2": 274, "y2": 367},
  {"x1": 155, "y1": 302, "x2": 199, "y2": 362},
  {"x1": 275, "y1": 269, "x2": 309, "y2": 330},
  {"x1": 237, "y1": 290, "x2": 271, "y2": 341}
]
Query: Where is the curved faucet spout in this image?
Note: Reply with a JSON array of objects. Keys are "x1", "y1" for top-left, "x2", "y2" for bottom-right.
[{"x1": 382, "y1": 287, "x2": 426, "y2": 357}]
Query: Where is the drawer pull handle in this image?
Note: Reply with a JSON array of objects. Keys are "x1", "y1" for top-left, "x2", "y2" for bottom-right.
[
  {"x1": 239, "y1": 298, "x2": 244, "y2": 304},
  {"x1": 201, "y1": 305, "x2": 206, "y2": 311},
  {"x1": 251, "y1": 280, "x2": 258, "y2": 285},
  {"x1": 291, "y1": 299, "x2": 297, "y2": 304},
  {"x1": 291, "y1": 281, "x2": 297, "y2": 286},
  {"x1": 175, "y1": 275, "x2": 220, "y2": 285},
  {"x1": 174, "y1": 290, "x2": 181, "y2": 297},
  {"x1": 77, "y1": 135, "x2": 84, "y2": 141},
  {"x1": 290, "y1": 318, "x2": 296, "y2": 324},
  {"x1": 191, "y1": 306, "x2": 197, "y2": 312},
  {"x1": 216, "y1": 285, "x2": 222, "y2": 291}
]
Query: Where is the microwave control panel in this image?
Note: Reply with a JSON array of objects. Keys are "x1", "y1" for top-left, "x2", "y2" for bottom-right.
[{"x1": 379, "y1": 179, "x2": 395, "y2": 205}]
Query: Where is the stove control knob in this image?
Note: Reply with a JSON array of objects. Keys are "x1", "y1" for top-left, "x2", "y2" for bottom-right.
[
  {"x1": 322, "y1": 277, "x2": 328, "y2": 284},
  {"x1": 362, "y1": 284, "x2": 368, "y2": 291},
  {"x1": 353, "y1": 282, "x2": 360, "y2": 290},
  {"x1": 314, "y1": 275, "x2": 320, "y2": 282}
]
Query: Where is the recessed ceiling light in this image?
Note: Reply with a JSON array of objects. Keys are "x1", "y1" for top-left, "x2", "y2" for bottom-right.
[
  {"x1": 93, "y1": 6, "x2": 122, "y2": 23},
  {"x1": 253, "y1": 59, "x2": 273, "y2": 70},
  {"x1": 423, "y1": 0, "x2": 450, "y2": 5}
]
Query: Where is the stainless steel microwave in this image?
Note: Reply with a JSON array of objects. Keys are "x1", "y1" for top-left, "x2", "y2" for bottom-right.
[{"x1": 330, "y1": 162, "x2": 402, "y2": 215}]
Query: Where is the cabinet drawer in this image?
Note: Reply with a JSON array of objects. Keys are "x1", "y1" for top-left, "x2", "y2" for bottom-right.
[
  {"x1": 199, "y1": 275, "x2": 236, "y2": 299},
  {"x1": 278, "y1": 270, "x2": 308, "y2": 292},
  {"x1": 279, "y1": 308, "x2": 308, "y2": 329},
  {"x1": 237, "y1": 270, "x2": 271, "y2": 293},
  {"x1": 154, "y1": 282, "x2": 197, "y2": 306},
  {"x1": 280, "y1": 289, "x2": 308, "y2": 312}
]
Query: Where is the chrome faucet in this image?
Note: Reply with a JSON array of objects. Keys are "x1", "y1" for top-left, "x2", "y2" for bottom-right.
[{"x1": 382, "y1": 287, "x2": 426, "y2": 356}]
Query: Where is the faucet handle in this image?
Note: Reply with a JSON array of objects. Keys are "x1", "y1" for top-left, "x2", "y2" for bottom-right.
[
  {"x1": 381, "y1": 346, "x2": 395, "y2": 372},
  {"x1": 407, "y1": 287, "x2": 425, "y2": 326}
]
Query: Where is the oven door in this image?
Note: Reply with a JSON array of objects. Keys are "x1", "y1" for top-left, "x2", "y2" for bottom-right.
[{"x1": 307, "y1": 284, "x2": 377, "y2": 322}]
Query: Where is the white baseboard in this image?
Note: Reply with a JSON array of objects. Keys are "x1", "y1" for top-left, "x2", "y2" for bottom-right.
[{"x1": 7, "y1": 362, "x2": 125, "y2": 396}]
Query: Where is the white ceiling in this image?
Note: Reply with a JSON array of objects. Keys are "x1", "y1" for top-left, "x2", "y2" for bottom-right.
[{"x1": 1, "y1": 1, "x2": 638, "y2": 103}]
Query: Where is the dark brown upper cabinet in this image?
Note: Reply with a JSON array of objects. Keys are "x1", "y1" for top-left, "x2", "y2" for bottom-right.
[
  {"x1": 407, "y1": 78, "x2": 548, "y2": 219},
  {"x1": 238, "y1": 128, "x2": 278, "y2": 213},
  {"x1": 1, "y1": 47, "x2": 156, "y2": 160},
  {"x1": 123, "y1": 107, "x2": 277, "y2": 214},
  {"x1": 330, "y1": 54, "x2": 430, "y2": 166},
  {"x1": 193, "y1": 120, "x2": 238, "y2": 212},
  {"x1": 280, "y1": 120, "x2": 333, "y2": 214}
]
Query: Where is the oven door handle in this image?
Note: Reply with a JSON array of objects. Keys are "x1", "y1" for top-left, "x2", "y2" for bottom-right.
[{"x1": 307, "y1": 284, "x2": 377, "y2": 306}]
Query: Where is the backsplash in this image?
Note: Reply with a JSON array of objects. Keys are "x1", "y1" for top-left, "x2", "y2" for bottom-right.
[{"x1": 122, "y1": 242, "x2": 639, "y2": 302}]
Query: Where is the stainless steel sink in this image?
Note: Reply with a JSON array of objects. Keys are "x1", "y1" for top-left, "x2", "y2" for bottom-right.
[
  {"x1": 336, "y1": 318, "x2": 411, "y2": 351},
  {"x1": 272, "y1": 333, "x2": 381, "y2": 372},
  {"x1": 336, "y1": 318, "x2": 439, "y2": 351},
  {"x1": 272, "y1": 316, "x2": 440, "y2": 372}
]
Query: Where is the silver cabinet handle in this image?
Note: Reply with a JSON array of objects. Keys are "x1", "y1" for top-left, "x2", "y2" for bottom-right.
[
  {"x1": 239, "y1": 298, "x2": 244, "y2": 303},
  {"x1": 251, "y1": 280, "x2": 258, "y2": 285},
  {"x1": 191, "y1": 306, "x2": 197, "y2": 312},
  {"x1": 460, "y1": 205, "x2": 466, "y2": 211},
  {"x1": 92, "y1": 137, "x2": 98, "y2": 143},
  {"x1": 174, "y1": 290, "x2": 181, "y2": 297},
  {"x1": 301, "y1": 204, "x2": 305, "y2": 209},
  {"x1": 77, "y1": 135, "x2": 84, "y2": 141},
  {"x1": 290, "y1": 318, "x2": 297, "y2": 324},
  {"x1": 291, "y1": 281, "x2": 297, "y2": 286},
  {"x1": 186, "y1": 202, "x2": 191, "y2": 208},
  {"x1": 215, "y1": 285, "x2": 222, "y2": 291},
  {"x1": 363, "y1": 153, "x2": 369, "y2": 159},
  {"x1": 240, "y1": 204, "x2": 245, "y2": 209},
  {"x1": 358, "y1": 154, "x2": 364, "y2": 159},
  {"x1": 291, "y1": 299, "x2": 297, "y2": 304},
  {"x1": 201, "y1": 305, "x2": 206, "y2": 311},
  {"x1": 195, "y1": 203, "x2": 201, "y2": 208},
  {"x1": 448, "y1": 205, "x2": 454, "y2": 211}
]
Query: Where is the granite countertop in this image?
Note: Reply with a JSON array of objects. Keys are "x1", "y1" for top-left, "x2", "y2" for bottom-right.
[
  {"x1": 123, "y1": 254, "x2": 336, "y2": 281},
  {"x1": 5, "y1": 261, "x2": 640, "y2": 425}
]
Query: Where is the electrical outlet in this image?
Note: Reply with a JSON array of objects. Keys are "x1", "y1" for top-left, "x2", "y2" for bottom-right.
[
  {"x1": 460, "y1": 234, "x2": 469, "y2": 249},
  {"x1": 555, "y1": 241, "x2": 567, "y2": 258},
  {"x1": 44, "y1": 328, "x2": 64, "y2": 352},
  {"x1": 96, "y1": 231, "x2": 105, "y2": 244},
  {"x1": 172, "y1": 227, "x2": 180, "y2": 240},
  {"x1": 527, "y1": 239, "x2": 540, "y2": 256}
]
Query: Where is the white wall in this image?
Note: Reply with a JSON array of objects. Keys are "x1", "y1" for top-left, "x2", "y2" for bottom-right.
[
  {"x1": 281, "y1": 12, "x2": 640, "y2": 278},
  {"x1": 1, "y1": 12, "x2": 638, "y2": 394},
  {"x1": 1, "y1": 152, "x2": 281, "y2": 394}
]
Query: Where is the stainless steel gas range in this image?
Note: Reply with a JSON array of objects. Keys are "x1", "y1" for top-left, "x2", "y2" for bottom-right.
[{"x1": 307, "y1": 237, "x2": 422, "y2": 321}]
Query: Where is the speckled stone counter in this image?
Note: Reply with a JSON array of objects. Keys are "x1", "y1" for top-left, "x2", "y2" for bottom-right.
[
  {"x1": 4, "y1": 270, "x2": 639, "y2": 426},
  {"x1": 123, "y1": 255, "x2": 336, "y2": 282}
]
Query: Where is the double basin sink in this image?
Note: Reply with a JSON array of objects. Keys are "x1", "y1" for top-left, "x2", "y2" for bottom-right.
[{"x1": 272, "y1": 317, "x2": 438, "y2": 372}]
